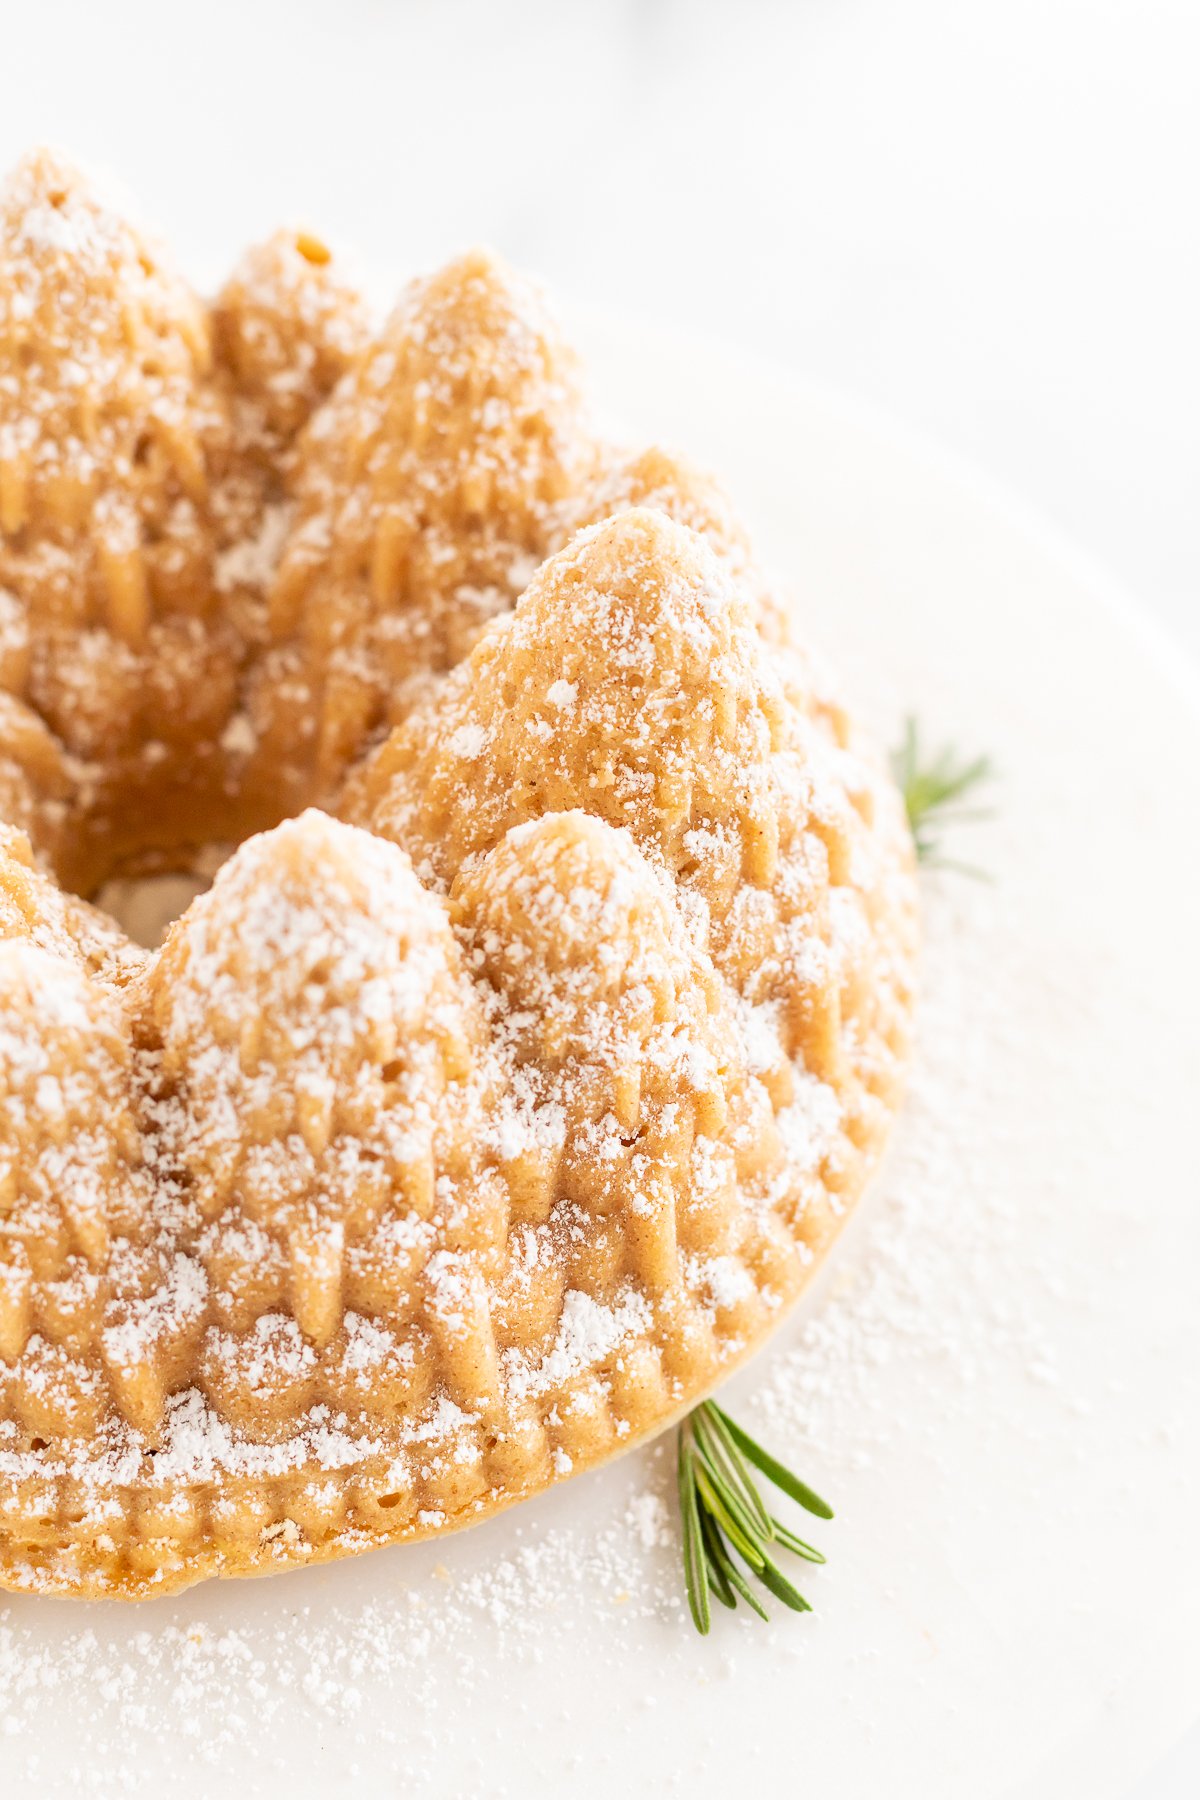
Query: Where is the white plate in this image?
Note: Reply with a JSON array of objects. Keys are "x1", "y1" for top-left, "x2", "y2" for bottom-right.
[{"x1": 2, "y1": 317, "x2": 1198, "y2": 1800}]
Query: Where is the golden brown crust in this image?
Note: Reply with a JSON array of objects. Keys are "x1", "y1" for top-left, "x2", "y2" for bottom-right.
[
  {"x1": 0, "y1": 152, "x2": 236, "y2": 883},
  {"x1": 0, "y1": 152, "x2": 370, "y2": 888},
  {"x1": 0, "y1": 151, "x2": 918, "y2": 1600},
  {"x1": 254, "y1": 249, "x2": 594, "y2": 804},
  {"x1": 212, "y1": 228, "x2": 370, "y2": 460}
]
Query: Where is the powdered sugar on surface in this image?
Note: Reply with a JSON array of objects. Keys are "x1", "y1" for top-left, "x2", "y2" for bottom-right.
[
  {"x1": 0, "y1": 864, "x2": 1098, "y2": 1795},
  {"x1": 2, "y1": 665, "x2": 1199, "y2": 1800},
  {"x1": 5, "y1": 700, "x2": 1196, "y2": 1800}
]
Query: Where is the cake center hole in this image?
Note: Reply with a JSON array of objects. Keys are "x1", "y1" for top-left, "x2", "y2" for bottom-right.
[{"x1": 95, "y1": 865, "x2": 218, "y2": 949}]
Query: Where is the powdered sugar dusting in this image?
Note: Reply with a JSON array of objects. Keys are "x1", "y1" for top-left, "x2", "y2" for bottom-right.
[
  {"x1": 0, "y1": 150, "x2": 916, "y2": 1614},
  {"x1": 0, "y1": 871, "x2": 1075, "y2": 1794}
]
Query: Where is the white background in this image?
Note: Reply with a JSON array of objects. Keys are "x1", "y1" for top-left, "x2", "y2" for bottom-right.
[{"x1": 2, "y1": 2, "x2": 1198, "y2": 1792}]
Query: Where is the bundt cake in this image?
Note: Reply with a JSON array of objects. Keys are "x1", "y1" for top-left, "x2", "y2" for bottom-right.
[{"x1": 0, "y1": 149, "x2": 918, "y2": 1598}]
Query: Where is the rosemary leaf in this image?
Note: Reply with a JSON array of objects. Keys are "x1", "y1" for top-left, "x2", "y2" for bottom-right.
[
  {"x1": 713, "y1": 1406, "x2": 834, "y2": 1519},
  {"x1": 754, "y1": 1554, "x2": 812, "y2": 1614},
  {"x1": 677, "y1": 1438, "x2": 711, "y2": 1635},
  {"x1": 770, "y1": 1516, "x2": 827, "y2": 1564},
  {"x1": 691, "y1": 1414, "x2": 773, "y2": 1547},
  {"x1": 706, "y1": 1520, "x2": 770, "y2": 1622},
  {"x1": 699, "y1": 1510, "x2": 737, "y2": 1611},
  {"x1": 891, "y1": 716, "x2": 995, "y2": 873},
  {"x1": 692, "y1": 1402, "x2": 774, "y2": 1539},
  {"x1": 694, "y1": 1462, "x2": 766, "y2": 1570}
]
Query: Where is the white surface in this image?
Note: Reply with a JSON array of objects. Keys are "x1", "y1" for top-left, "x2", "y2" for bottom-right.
[
  {"x1": 1, "y1": 5, "x2": 1198, "y2": 1791},
  {"x1": 2, "y1": 316, "x2": 1199, "y2": 1799}
]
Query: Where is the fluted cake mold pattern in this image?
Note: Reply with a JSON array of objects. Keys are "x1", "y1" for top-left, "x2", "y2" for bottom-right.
[{"x1": 0, "y1": 149, "x2": 918, "y2": 1598}]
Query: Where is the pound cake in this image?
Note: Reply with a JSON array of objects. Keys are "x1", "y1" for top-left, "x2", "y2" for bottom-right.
[{"x1": 0, "y1": 149, "x2": 918, "y2": 1598}]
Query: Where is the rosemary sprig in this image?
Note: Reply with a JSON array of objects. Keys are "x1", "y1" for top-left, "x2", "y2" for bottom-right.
[
  {"x1": 891, "y1": 716, "x2": 994, "y2": 873},
  {"x1": 677, "y1": 1400, "x2": 831, "y2": 1634}
]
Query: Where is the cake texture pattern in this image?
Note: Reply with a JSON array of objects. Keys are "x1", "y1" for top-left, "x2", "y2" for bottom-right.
[{"x1": 0, "y1": 150, "x2": 918, "y2": 1598}]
